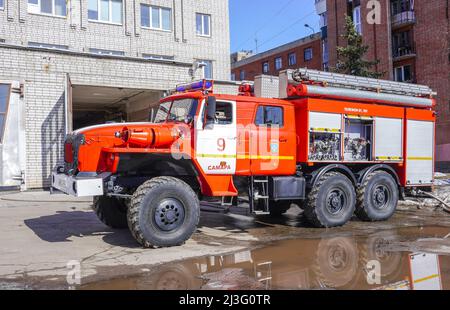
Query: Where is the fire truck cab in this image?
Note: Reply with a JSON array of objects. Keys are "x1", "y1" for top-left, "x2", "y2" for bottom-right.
[{"x1": 52, "y1": 70, "x2": 436, "y2": 248}]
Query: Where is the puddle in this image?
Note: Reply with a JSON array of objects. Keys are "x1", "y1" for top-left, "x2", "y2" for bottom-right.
[{"x1": 81, "y1": 226, "x2": 450, "y2": 290}]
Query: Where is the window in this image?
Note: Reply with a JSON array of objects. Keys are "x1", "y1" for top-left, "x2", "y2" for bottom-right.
[
  {"x1": 140, "y1": 4, "x2": 172, "y2": 31},
  {"x1": 198, "y1": 60, "x2": 213, "y2": 79},
  {"x1": 28, "y1": 0, "x2": 67, "y2": 17},
  {"x1": 0, "y1": 84, "x2": 10, "y2": 143},
  {"x1": 304, "y1": 48, "x2": 313, "y2": 61},
  {"x1": 394, "y1": 65, "x2": 412, "y2": 82},
  {"x1": 255, "y1": 106, "x2": 284, "y2": 127},
  {"x1": 230, "y1": 73, "x2": 236, "y2": 81},
  {"x1": 353, "y1": 6, "x2": 362, "y2": 34},
  {"x1": 28, "y1": 42, "x2": 69, "y2": 50},
  {"x1": 0, "y1": 0, "x2": 4, "y2": 9},
  {"x1": 196, "y1": 13, "x2": 211, "y2": 36},
  {"x1": 154, "y1": 99, "x2": 198, "y2": 123},
  {"x1": 262, "y1": 61, "x2": 269, "y2": 74},
  {"x1": 240, "y1": 70, "x2": 245, "y2": 81},
  {"x1": 275, "y1": 57, "x2": 282, "y2": 70},
  {"x1": 322, "y1": 39, "x2": 329, "y2": 63},
  {"x1": 288, "y1": 53, "x2": 297, "y2": 66},
  {"x1": 319, "y1": 12, "x2": 328, "y2": 27},
  {"x1": 392, "y1": 30, "x2": 414, "y2": 57},
  {"x1": 214, "y1": 101, "x2": 233, "y2": 125},
  {"x1": 142, "y1": 54, "x2": 174, "y2": 61},
  {"x1": 89, "y1": 48, "x2": 124, "y2": 56},
  {"x1": 391, "y1": 0, "x2": 412, "y2": 15},
  {"x1": 88, "y1": 0, "x2": 123, "y2": 24}
]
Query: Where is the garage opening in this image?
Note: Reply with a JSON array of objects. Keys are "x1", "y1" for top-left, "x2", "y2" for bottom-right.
[{"x1": 71, "y1": 85, "x2": 163, "y2": 130}]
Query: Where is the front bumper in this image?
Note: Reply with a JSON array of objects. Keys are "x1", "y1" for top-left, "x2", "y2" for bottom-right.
[{"x1": 51, "y1": 171, "x2": 104, "y2": 197}]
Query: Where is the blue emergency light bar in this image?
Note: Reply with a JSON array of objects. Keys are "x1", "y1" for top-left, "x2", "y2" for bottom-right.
[{"x1": 176, "y1": 80, "x2": 213, "y2": 93}]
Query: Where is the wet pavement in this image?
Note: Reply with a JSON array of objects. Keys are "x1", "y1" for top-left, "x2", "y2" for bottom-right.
[
  {"x1": 1, "y1": 190, "x2": 450, "y2": 290},
  {"x1": 81, "y1": 226, "x2": 450, "y2": 290}
]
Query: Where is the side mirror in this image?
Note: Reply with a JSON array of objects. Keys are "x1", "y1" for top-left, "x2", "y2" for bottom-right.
[{"x1": 205, "y1": 96, "x2": 217, "y2": 127}]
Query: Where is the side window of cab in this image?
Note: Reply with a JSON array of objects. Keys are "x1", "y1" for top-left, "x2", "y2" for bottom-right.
[
  {"x1": 255, "y1": 105, "x2": 284, "y2": 127},
  {"x1": 214, "y1": 101, "x2": 233, "y2": 125}
]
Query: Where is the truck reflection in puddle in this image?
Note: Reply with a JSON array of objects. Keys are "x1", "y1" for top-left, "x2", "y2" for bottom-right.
[{"x1": 81, "y1": 226, "x2": 450, "y2": 290}]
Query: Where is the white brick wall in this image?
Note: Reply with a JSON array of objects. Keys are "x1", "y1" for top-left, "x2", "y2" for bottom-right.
[
  {"x1": 0, "y1": 0, "x2": 233, "y2": 189},
  {"x1": 0, "y1": 0, "x2": 230, "y2": 80}
]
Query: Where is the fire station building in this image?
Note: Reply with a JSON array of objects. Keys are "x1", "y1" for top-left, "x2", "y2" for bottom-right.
[{"x1": 0, "y1": 0, "x2": 237, "y2": 190}]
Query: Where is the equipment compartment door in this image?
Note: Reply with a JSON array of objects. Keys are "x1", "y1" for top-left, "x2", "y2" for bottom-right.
[
  {"x1": 374, "y1": 117, "x2": 403, "y2": 161},
  {"x1": 406, "y1": 120, "x2": 434, "y2": 185},
  {"x1": 195, "y1": 100, "x2": 237, "y2": 175}
]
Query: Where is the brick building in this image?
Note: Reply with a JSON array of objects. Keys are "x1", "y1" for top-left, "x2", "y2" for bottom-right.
[
  {"x1": 0, "y1": 0, "x2": 238, "y2": 190},
  {"x1": 231, "y1": 33, "x2": 323, "y2": 81},
  {"x1": 316, "y1": 0, "x2": 450, "y2": 170}
]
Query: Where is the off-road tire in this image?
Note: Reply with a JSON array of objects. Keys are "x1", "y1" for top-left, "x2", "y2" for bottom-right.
[
  {"x1": 92, "y1": 196, "x2": 128, "y2": 229},
  {"x1": 269, "y1": 201, "x2": 292, "y2": 217},
  {"x1": 127, "y1": 177, "x2": 200, "y2": 248},
  {"x1": 355, "y1": 171, "x2": 399, "y2": 222},
  {"x1": 304, "y1": 172, "x2": 356, "y2": 228}
]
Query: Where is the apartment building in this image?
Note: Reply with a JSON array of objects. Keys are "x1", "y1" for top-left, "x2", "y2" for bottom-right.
[
  {"x1": 0, "y1": 0, "x2": 236, "y2": 190},
  {"x1": 316, "y1": 0, "x2": 450, "y2": 170},
  {"x1": 231, "y1": 33, "x2": 323, "y2": 81}
]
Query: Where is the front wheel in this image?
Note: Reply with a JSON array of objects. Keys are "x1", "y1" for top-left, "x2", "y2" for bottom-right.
[
  {"x1": 355, "y1": 171, "x2": 399, "y2": 222},
  {"x1": 269, "y1": 201, "x2": 292, "y2": 217},
  {"x1": 92, "y1": 196, "x2": 128, "y2": 229},
  {"x1": 304, "y1": 172, "x2": 356, "y2": 228},
  {"x1": 127, "y1": 177, "x2": 200, "y2": 248}
]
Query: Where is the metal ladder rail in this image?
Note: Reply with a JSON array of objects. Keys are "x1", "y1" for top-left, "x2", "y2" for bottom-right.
[
  {"x1": 290, "y1": 68, "x2": 436, "y2": 97},
  {"x1": 249, "y1": 176, "x2": 270, "y2": 215}
]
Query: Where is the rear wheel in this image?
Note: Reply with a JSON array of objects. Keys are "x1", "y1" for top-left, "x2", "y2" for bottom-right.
[
  {"x1": 304, "y1": 172, "x2": 356, "y2": 228},
  {"x1": 127, "y1": 177, "x2": 200, "y2": 248},
  {"x1": 269, "y1": 201, "x2": 292, "y2": 217},
  {"x1": 92, "y1": 196, "x2": 128, "y2": 229},
  {"x1": 356, "y1": 171, "x2": 398, "y2": 222}
]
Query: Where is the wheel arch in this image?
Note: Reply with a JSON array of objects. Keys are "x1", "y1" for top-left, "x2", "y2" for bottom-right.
[
  {"x1": 115, "y1": 152, "x2": 202, "y2": 194},
  {"x1": 357, "y1": 164, "x2": 401, "y2": 187},
  {"x1": 308, "y1": 164, "x2": 358, "y2": 189}
]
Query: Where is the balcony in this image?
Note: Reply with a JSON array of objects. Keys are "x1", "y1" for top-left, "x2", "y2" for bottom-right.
[
  {"x1": 391, "y1": 10, "x2": 416, "y2": 29},
  {"x1": 392, "y1": 44, "x2": 416, "y2": 61},
  {"x1": 315, "y1": 0, "x2": 327, "y2": 15}
]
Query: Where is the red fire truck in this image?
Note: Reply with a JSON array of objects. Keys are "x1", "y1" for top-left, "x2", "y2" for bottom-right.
[{"x1": 52, "y1": 69, "x2": 436, "y2": 248}]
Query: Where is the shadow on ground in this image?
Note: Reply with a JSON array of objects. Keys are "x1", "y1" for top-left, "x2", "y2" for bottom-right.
[{"x1": 23, "y1": 210, "x2": 139, "y2": 247}]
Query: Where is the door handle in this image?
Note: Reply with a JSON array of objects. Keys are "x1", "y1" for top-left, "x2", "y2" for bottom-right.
[{"x1": 279, "y1": 137, "x2": 288, "y2": 143}]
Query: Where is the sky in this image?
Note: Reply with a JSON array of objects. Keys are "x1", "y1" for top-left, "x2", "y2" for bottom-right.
[{"x1": 229, "y1": 0, "x2": 320, "y2": 54}]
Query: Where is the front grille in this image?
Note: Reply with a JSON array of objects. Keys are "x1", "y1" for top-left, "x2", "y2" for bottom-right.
[{"x1": 64, "y1": 143, "x2": 74, "y2": 163}]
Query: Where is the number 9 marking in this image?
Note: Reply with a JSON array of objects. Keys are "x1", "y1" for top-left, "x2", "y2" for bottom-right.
[{"x1": 217, "y1": 138, "x2": 226, "y2": 152}]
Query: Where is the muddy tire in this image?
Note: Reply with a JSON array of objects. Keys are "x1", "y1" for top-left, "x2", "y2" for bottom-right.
[
  {"x1": 356, "y1": 171, "x2": 398, "y2": 222},
  {"x1": 127, "y1": 177, "x2": 200, "y2": 248},
  {"x1": 92, "y1": 196, "x2": 128, "y2": 229},
  {"x1": 269, "y1": 201, "x2": 292, "y2": 217},
  {"x1": 304, "y1": 172, "x2": 356, "y2": 228}
]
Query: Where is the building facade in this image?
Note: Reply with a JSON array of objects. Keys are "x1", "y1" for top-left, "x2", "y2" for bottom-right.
[
  {"x1": 231, "y1": 33, "x2": 323, "y2": 81},
  {"x1": 316, "y1": 0, "x2": 450, "y2": 170},
  {"x1": 0, "y1": 0, "x2": 236, "y2": 190}
]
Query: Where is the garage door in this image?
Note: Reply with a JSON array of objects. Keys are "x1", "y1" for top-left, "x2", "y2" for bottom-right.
[{"x1": 0, "y1": 81, "x2": 26, "y2": 190}]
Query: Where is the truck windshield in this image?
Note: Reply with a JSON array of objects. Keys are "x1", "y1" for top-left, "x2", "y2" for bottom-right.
[{"x1": 154, "y1": 98, "x2": 198, "y2": 123}]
